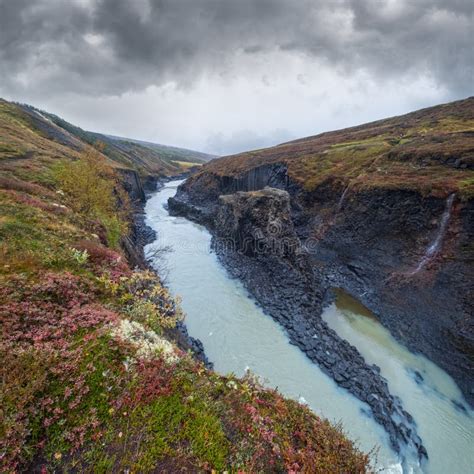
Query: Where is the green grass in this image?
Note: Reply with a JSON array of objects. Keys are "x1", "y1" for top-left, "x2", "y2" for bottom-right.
[
  {"x1": 199, "y1": 97, "x2": 474, "y2": 198},
  {"x1": 126, "y1": 393, "x2": 229, "y2": 471},
  {"x1": 171, "y1": 160, "x2": 201, "y2": 169},
  {"x1": 0, "y1": 194, "x2": 87, "y2": 273}
]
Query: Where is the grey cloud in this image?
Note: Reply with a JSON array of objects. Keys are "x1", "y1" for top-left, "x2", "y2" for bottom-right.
[
  {"x1": 347, "y1": 0, "x2": 473, "y2": 91},
  {"x1": 0, "y1": 0, "x2": 472, "y2": 98}
]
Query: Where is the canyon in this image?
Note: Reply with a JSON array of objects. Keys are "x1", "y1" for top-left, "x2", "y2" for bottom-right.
[
  {"x1": 168, "y1": 98, "x2": 474, "y2": 462},
  {"x1": 1, "y1": 94, "x2": 473, "y2": 472}
]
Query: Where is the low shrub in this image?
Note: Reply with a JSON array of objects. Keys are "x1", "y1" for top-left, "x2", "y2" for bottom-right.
[
  {"x1": 0, "y1": 176, "x2": 55, "y2": 198},
  {"x1": 99, "y1": 271, "x2": 184, "y2": 333},
  {"x1": 51, "y1": 149, "x2": 129, "y2": 248},
  {"x1": 74, "y1": 239, "x2": 131, "y2": 278}
]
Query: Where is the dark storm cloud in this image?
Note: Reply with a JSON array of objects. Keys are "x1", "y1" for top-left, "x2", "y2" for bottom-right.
[{"x1": 0, "y1": 0, "x2": 472, "y2": 97}]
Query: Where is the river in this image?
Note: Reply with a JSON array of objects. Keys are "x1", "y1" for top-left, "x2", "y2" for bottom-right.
[{"x1": 145, "y1": 180, "x2": 473, "y2": 473}]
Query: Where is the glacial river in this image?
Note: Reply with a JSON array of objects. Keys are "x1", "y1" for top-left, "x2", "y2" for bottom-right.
[{"x1": 145, "y1": 180, "x2": 473, "y2": 474}]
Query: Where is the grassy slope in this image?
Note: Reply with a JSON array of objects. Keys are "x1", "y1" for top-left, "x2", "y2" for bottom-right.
[
  {"x1": 38, "y1": 109, "x2": 213, "y2": 171},
  {"x1": 0, "y1": 99, "x2": 206, "y2": 179},
  {"x1": 105, "y1": 134, "x2": 216, "y2": 163},
  {"x1": 0, "y1": 101, "x2": 370, "y2": 472},
  {"x1": 0, "y1": 100, "x2": 88, "y2": 183},
  {"x1": 201, "y1": 97, "x2": 474, "y2": 199}
]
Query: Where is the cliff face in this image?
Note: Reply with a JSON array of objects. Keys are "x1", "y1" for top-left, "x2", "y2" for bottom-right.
[
  {"x1": 170, "y1": 163, "x2": 473, "y2": 406},
  {"x1": 168, "y1": 99, "x2": 474, "y2": 457},
  {"x1": 169, "y1": 98, "x2": 474, "y2": 407},
  {"x1": 209, "y1": 187, "x2": 427, "y2": 459},
  {"x1": 300, "y1": 184, "x2": 473, "y2": 405},
  {"x1": 117, "y1": 168, "x2": 146, "y2": 203},
  {"x1": 216, "y1": 187, "x2": 303, "y2": 260}
]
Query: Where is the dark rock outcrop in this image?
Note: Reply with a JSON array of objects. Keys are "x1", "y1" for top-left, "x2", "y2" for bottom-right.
[
  {"x1": 118, "y1": 168, "x2": 146, "y2": 203},
  {"x1": 215, "y1": 188, "x2": 305, "y2": 262},
  {"x1": 169, "y1": 163, "x2": 292, "y2": 224},
  {"x1": 207, "y1": 186, "x2": 427, "y2": 460},
  {"x1": 169, "y1": 166, "x2": 473, "y2": 407}
]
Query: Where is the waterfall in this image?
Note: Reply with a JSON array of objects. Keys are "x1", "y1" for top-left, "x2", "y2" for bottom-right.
[
  {"x1": 337, "y1": 186, "x2": 350, "y2": 211},
  {"x1": 411, "y1": 193, "x2": 455, "y2": 274}
]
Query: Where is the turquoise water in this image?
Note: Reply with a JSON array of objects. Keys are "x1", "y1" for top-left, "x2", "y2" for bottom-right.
[{"x1": 145, "y1": 180, "x2": 473, "y2": 473}]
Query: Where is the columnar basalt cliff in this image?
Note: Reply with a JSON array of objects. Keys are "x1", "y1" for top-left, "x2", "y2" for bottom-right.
[
  {"x1": 214, "y1": 188, "x2": 427, "y2": 459},
  {"x1": 169, "y1": 98, "x2": 474, "y2": 458}
]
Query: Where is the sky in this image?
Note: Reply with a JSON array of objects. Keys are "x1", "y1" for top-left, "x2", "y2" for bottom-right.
[{"x1": 0, "y1": 0, "x2": 472, "y2": 156}]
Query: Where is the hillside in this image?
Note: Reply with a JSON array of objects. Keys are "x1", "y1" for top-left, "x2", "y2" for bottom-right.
[
  {"x1": 170, "y1": 97, "x2": 474, "y2": 413},
  {"x1": 0, "y1": 100, "x2": 370, "y2": 472},
  {"x1": 0, "y1": 99, "x2": 209, "y2": 182},
  {"x1": 104, "y1": 134, "x2": 216, "y2": 163},
  {"x1": 198, "y1": 97, "x2": 474, "y2": 198}
]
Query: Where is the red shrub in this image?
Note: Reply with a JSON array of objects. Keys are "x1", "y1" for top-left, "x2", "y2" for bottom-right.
[
  {"x1": 0, "y1": 176, "x2": 55, "y2": 198},
  {"x1": 30, "y1": 272, "x2": 94, "y2": 307},
  {"x1": 0, "y1": 273, "x2": 117, "y2": 347},
  {"x1": 5, "y1": 189, "x2": 69, "y2": 215},
  {"x1": 117, "y1": 358, "x2": 174, "y2": 408}
]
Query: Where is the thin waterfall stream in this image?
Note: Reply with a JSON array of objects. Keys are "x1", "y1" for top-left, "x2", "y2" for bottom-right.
[
  {"x1": 411, "y1": 193, "x2": 456, "y2": 274},
  {"x1": 337, "y1": 185, "x2": 350, "y2": 211},
  {"x1": 145, "y1": 180, "x2": 473, "y2": 474}
]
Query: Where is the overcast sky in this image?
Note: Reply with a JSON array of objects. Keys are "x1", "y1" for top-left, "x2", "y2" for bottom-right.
[{"x1": 0, "y1": 0, "x2": 472, "y2": 155}]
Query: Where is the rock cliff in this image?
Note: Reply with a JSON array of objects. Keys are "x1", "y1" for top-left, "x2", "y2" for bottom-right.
[
  {"x1": 168, "y1": 98, "x2": 474, "y2": 460},
  {"x1": 176, "y1": 186, "x2": 428, "y2": 459}
]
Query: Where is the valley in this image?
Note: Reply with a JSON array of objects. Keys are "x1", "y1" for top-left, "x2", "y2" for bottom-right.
[
  {"x1": 0, "y1": 98, "x2": 372, "y2": 472},
  {"x1": 2, "y1": 1, "x2": 472, "y2": 471},
  {"x1": 167, "y1": 98, "x2": 474, "y2": 470},
  {"x1": 1, "y1": 96, "x2": 472, "y2": 472}
]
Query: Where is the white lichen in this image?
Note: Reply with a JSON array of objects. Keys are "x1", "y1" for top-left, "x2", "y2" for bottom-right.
[
  {"x1": 111, "y1": 319, "x2": 178, "y2": 363},
  {"x1": 226, "y1": 380, "x2": 238, "y2": 390}
]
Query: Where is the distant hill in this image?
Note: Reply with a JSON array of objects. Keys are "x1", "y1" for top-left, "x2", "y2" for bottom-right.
[
  {"x1": 197, "y1": 96, "x2": 474, "y2": 197},
  {"x1": 0, "y1": 98, "x2": 213, "y2": 179},
  {"x1": 104, "y1": 134, "x2": 216, "y2": 164}
]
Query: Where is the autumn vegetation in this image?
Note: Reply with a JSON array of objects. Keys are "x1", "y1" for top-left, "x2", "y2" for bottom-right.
[
  {"x1": 0, "y1": 100, "x2": 371, "y2": 472},
  {"x1": 195, "y1": 97, "x2": 474, "y2": 199}
]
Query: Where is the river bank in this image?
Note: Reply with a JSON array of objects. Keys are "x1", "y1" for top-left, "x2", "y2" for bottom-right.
[{"x1": 123, "y1": 173, "x2": 212, "y2": 368}]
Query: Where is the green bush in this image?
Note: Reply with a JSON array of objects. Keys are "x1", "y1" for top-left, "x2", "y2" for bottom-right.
[{"x1": 51, "y1": 149, "x2": 129, "y2": 248}]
